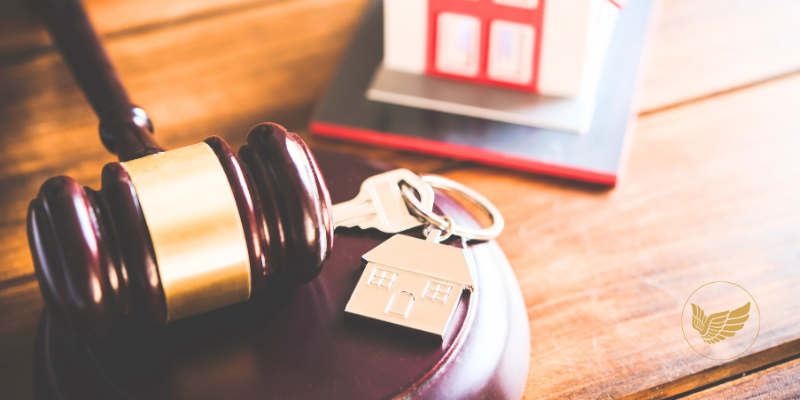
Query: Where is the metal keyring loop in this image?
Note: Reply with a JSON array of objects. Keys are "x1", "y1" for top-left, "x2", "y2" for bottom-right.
[
  {"x1": 402, "y1": 175, "x2": 504, "y2": 241},
  {"x1": 424, "y1": 215, "x2": 455, "y2": 242}
]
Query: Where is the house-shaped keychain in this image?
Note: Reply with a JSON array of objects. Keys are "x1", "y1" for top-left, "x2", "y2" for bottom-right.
[{"x1": 344, "y1": 234, "x2": 475, "y2": 342}]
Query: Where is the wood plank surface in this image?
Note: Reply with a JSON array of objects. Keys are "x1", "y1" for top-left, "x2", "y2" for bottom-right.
[
  {"x1": 2, "y1": 0, "x2": 800, "y2": 399},
  {"x1": 686, "y1": 357, "x2": 800, "y2": 399},
  {"x1": 641, "y1": 0, "x2": 800, "y2": 112},
  {"x1": 440, "y1": 71, "x2": 800, "y2": 399},
  {"x1": 0, "y1": 0, "x2": 281, "y2": 61},
  {"x1": 0, "y1": 281, "x2": 42, "y2": 400}
]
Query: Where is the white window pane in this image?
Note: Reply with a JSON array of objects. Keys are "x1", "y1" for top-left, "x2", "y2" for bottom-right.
[
  {"x1": 436, "y1": 13, "x2": 481, "y2": 77},
  {"x1": 492, "y1": 0, "x2": 538, "y2": 9},
  {"x1": 487, "y1": 20, "x2": 535, "y2": 85}
]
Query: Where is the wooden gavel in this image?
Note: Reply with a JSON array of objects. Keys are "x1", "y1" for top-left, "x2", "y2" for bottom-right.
[{"x1": 27, "y1": 0, "x2": 332, "y2": 341}]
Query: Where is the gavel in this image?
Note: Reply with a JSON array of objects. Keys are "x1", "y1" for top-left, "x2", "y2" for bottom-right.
[{"x1": 27, "y1": 0, "x2": 332, "y2": 341}]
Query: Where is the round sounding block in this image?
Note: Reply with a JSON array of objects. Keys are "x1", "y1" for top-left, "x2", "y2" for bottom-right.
[{"x1": 33, "y1": 152, "x2": 530, "y2": 400}]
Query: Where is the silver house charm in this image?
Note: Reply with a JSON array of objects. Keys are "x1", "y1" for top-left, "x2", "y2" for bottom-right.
[{"x1": 344, "y1": 234, "x2": 475, "y2": 342}]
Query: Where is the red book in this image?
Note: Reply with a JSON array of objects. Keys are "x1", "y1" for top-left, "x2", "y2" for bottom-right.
[{"x1": 310, "y1": 0, "x2": 658, "y2": 186}]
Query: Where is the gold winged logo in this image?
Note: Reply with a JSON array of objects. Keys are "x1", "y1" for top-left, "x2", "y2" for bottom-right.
[{"x1": 691, "y1": 302, "x2": 750, "y2": 344}]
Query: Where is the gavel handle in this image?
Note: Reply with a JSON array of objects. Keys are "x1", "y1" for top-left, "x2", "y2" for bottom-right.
[{"x1": 31, "y1": 0, "x2": 164, "y2": 161}]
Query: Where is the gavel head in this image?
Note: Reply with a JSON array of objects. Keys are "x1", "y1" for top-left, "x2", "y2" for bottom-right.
[{"x1": 27, "y1": 122, "x2": 333, "y2": 341}]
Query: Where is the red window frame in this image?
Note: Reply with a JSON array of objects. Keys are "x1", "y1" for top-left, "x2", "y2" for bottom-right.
[{"x1": 426, "y1": 0, "x2": 546, "y2": 93}]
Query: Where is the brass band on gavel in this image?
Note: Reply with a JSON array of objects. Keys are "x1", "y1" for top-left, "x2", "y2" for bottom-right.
[{"x1": 122, "y1": 143, "x2": 252, "y2": 323}]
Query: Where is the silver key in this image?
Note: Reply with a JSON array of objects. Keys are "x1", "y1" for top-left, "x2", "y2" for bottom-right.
[{"x1": 332, "y1": 169, "x2": 434, "y2": 233}]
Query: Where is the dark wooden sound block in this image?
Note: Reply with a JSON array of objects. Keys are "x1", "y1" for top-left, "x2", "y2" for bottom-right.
[{"x1": 33, "y1": 152, "x2": 530, "y2": 400}]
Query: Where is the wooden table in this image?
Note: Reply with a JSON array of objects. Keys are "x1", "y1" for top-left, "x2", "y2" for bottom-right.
[{"x1": 2, "y1": 0, "x2": 800, "y2": 398}]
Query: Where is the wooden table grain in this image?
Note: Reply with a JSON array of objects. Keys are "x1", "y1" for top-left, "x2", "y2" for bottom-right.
[{"x1": 2, "y1": 0, "x2": 800, "y2": 398}]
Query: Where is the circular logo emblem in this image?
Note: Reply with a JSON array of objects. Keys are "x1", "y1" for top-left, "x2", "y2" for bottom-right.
[{"x1": 681, "y1": 282, "x2": 760, "y2": 360}]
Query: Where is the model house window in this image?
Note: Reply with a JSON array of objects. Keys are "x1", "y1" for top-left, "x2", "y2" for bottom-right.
[
  {"x1": 487, "y1": 20, "x2": 535, "y2": 84},
  {"x1": 367, "y1": 268, "x2": 398, "y2": 290},
  {"x1": 436, "y1": 13, "x2": 481, "y2": 77},
  {"x1": 492, "y1": 0, "x2": 539, "y2": 9},
  {"x1": 423, "y1": 281, "x2": 454, "y2": 304}
]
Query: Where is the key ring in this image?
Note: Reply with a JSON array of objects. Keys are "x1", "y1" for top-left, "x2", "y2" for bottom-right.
[
  {"x1": 401, "y1": 175, "x2": 504, "y2": 241},
  {"x1": 424, "y1": 215, "x2": 455, "y2": 243}
]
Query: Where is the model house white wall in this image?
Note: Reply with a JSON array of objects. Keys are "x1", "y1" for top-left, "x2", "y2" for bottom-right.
[
  {"x1": 383, "y1": 0, "x2": 428, "y2": 74},
  {"x1": 383, "y1": 0, "x2": 620, "y2": 98}
]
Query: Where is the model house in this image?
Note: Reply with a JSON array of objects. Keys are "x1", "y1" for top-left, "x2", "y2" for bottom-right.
[
  {"x1": 344, "y1": 235, "x2": 475, "y2": 342},
  {"x1": 383, "y1": 0, "x2": 625, "y2": 97}
]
